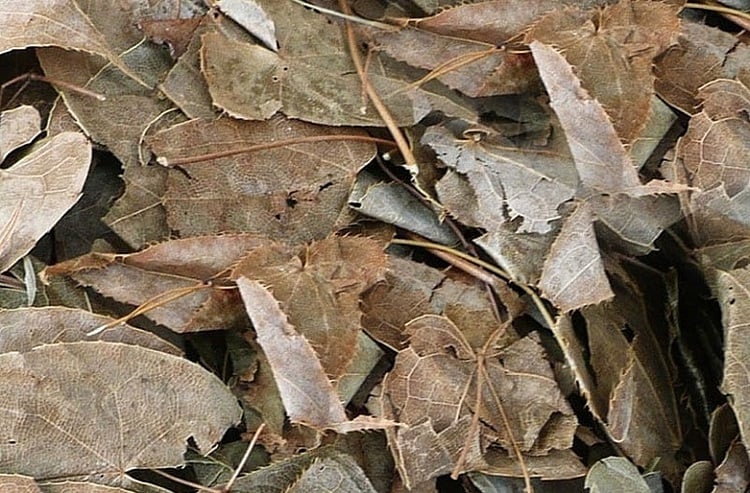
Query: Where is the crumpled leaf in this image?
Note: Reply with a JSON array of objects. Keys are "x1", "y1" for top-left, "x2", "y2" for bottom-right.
[
  {"x1": 42, "y1": 234, "x2": 265, "y2": 333},
  {"x1": 0, "y1": 306, "x2": 181, "y2": 355},
  {"x1": 380, "y1": 315, "x2": 577, "y2": 487},
  {"x1": 0, "y1": 341, "x2": 241, "y2": 487},
  {"x1": 199, "y1": 0, "x2": 475, "y2": 125},
  {"x1": 539, "y1": 202, "x2": 613, "y2": 312},
  {"x1": 714, "y1": 267, "x2": 750, "y2": 463},
  {"x1": 216, "y1": 0, "x2": 276, "y2": 52},
  {"x1": 585, "y1": 457, "x2": 651, "y2": 493},
  {"x1": 0, "y1": 105, "x2": 41, "y2": 161},
  {"x1": 232, "y1": 235, "x2": 387, "y2": 382},
  {"x1": 655, "y1": 20, "x2": 750, "y2": 114},
  {"x1": 525, "y1": 0, "x2": 680, "y2": 142},
  {"x1": 423, "y1": 124, "x2": 577, "y2": 234},
  {"x1": 0, "y1": 0, "x2": 148, "y2": 87},
  {"x1": 0, "y1": 131, "x2": 91, "y2": 273},
  {"x1": 229, "y1": 446, "x2": 376, "y2": 493},
  {"x1": 148, "y1": 116, "x2": 375, "y2": 243},
  {"x1": 236, "y1": 278, "x2": 391, "y2": 433}
]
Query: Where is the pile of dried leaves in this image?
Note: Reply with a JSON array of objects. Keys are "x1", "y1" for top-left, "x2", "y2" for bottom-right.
[{"x1": 1, "y1": 0, "x2": 749, "y2": 491}]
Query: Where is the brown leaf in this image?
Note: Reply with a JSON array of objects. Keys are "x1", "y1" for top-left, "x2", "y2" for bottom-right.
[
  {"x1": 0, "y1": 341, "x2": 241, "y2": 487},
  {"x1": 0, "y1": 105, "x2": 41, "y2": 161},
  {"x1": 236, "y1": 278, "x2": 391, "y2": 432},
  {"x1": 715, "y1": 267, "x2": 750, "y2": 464},
  {"x1": 139, "y1": 16, "x2": 202, "y2": 59},
  {"x1": 525, "y1": 0, "x2": 680, "y2": 142},
  {"x1": 232, "y1": 235, "x2": 387, "y2": 382},
  {"x1": 0, "y1": 0, "x2": 148, "y2": 87},
  {"x1": 539, "y1": 202, "x2": 613, "y2": 312},
  {"x1": 423, "y1": 124, "x2": 577, "y2": 234},
  {"x1": 42, "y1": 234, "x2": 265, "y2": 333},
  {"x1": 0, "y1": 132, "x2": 91, "y2": 273},
  {"x1": 148, "y1": 116, "x2": 375, "y2": 243},
  {"x1": 215, "y1": 0, "x2": 277, "y2": 52},
  {"x1": 655, "y1": 20, "x2": 750, "y2": 114},
  {"x1": 381, "y1": 315, "x2": 577, "y2": 486},
  {"x1": 0, "y1": 474, "x2": 41, "y2": 493},
  {"x1": 198, "y1": 0, "x2": 475, "y2": 125},
  {"x1": 0, "y1": 306, "x2": 181, "y2": 355}
]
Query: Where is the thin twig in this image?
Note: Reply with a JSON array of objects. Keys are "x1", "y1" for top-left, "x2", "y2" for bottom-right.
[
  {"x1": 150, "y1": 468, "x2": 223, "y2": 493},
  {"x1": 223, "y1": 423, "x2": 266, "y2": 491}
]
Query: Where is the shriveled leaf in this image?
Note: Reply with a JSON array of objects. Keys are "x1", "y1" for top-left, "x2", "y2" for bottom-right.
[
  {"x1": 229, "y1": 446, "x2": 374, "y2": 493},
  {"x1": 42, "y1": 234, "x2": 265, "y2": 333},
  {"x1": 0, "y1": 132, "x2": 91, "y2": 273},
  {"x1": 148, "y1": 116, "x2": 375, "y2": 243},
  {"x1": 0, "y1": 341, "x2": 241, "y2": 486},
  {"x1": 0, "y1": 105, "x2": 41, "y2": 161},
  {"x1": 381, "y1": 315, "x2": 577, "y2": 486},
  {"x1": 0, "y1": 0, "x2": 147, "y2": 87},
  {"x1": 232, "y1": 235, "x2": 387, "y2": 382},
  {"x1": 216, "y1": 0, "x2": 276, "y2": 51},
  {"x1": 236, "y1": 278, "x2": 390, "y2": 432},
  {"x1": 655, "y1": 20, "x2": 750, "y2": 114},
  {"x1": 585, "y1": 457, "x2": 651, "y2": 493},
  {"x1": 539, "y1": 202, "x2": 613, "y2": 312},
  {"x1": 525, "y1": 0, "x2": 680, "y2": 142},
  {"x1": 199, "y1": 0, "x2": 475, "y2": 125},
  {"x1": 715, "y1": 267, "x2": 750, "y2": 463},
  {"x1": 679, "y1": 79, "x2": 750, "y2": 198},
  {"x1": 423, "y1": 124, "x2": 577, "y2": 234},
  {"x1": 0, "y1": 306, "x2": 181, "y2": 355}
]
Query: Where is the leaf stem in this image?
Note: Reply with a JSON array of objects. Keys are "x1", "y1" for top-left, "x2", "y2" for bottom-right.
[
  {"x1": 684, "y1": 2, "x2": 750, "y2": 23},
  {"x1": 222, "y1": 423, "x2": 266, "y2": 492}
]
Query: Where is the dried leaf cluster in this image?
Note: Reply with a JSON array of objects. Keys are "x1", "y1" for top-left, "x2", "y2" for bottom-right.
[{"x1": 1, "y1": 0, "x2": 749, "y2": 492}]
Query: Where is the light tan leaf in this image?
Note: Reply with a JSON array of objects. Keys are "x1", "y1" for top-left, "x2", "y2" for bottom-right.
[
  {"x1": 0, "y1": 132, "x2": 91, "y2": 273},
  {"x1": 585, "y1": 457, "x2": 651, "y2": 493},
  {"x1": 0, "y1": 341, "x2": 241, "y2": 486},
  {"x1": 148, "y1": 116, "x2": 376, "y2": 243},
  {"x1": 42, "y1": 234, "x2": 265, "y2": 333},
  {"x1": 0, "y1": 105, "x2": 41, "y2": 161},
  {"x1": 0, "y1": 474, "x2": 41, "y2": 493},
  {"x1": 0, "y1": 0, "x2": 147, "y2": 87},
  {"x1": 423, "y1": 124, "x2": 577, "y2": 234},
  {"x1": 539, "y1": 202, "x2": 613, "y2": 312},
  {"x1": 286, "y1": 457, "x2": 378, "y2": 493},
  {"x1": 715, "y1": 267, "x2": 750, "y2": 463},
  {"x1": 0, "y1": 306, "x2": 181, "y2": 355},
  {"x1": 215, "y1": 0, "x2": 276, "y2": 52},
  {"x1": 236, "y1": 278, "x2": 392, "y2": 432}
]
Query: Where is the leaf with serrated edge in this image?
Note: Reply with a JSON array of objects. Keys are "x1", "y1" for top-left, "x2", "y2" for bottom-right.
[
  {"x1": 539, "y1": 202, "x2": 613, "y2": 311},
  {"x1": 237, "y1": 277, "x2": 393, "y2": 432},
  {"x1": 0, "y1": 132, "x2": 91, "y2": 273}
]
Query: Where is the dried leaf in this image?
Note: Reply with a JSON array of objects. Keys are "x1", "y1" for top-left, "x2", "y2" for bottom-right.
[
  {"x1": 0, "y1": 132, "x2": 91, "y2": 273},
  {"x1": 423, "y1": 124, "x2": 577, "y2": 234},
  {"x1": 715, "y1": 267, "x2": 750, "y2": 463},
  {"x1": 232, "y1": 235, "x2": 387, "y2": 382},
  {"x1": 0, "y1": 474, "x2": 40, "y2": 493},
  {"x1": 216, "y1": 0, "x2": 276, "y2": 52},
  {"x1": 0, "y1": 341, "x2": 241, "y2": 486},
  {"x1": 0, "y1": 105, "x2": 41, "y2": 161},
  {"x1": 526, "y1": 0, "x2": 680, "y2": 142},
  {"x1": 148, "y1": 116, "x2": 375, "y2": 243},
  {"x1": 199, "y1": 0, "x2": 475, "y2": 125},
  {"x1": 0, "y1": 0, "x2": 147, "y2": 87},
  {"x1": 0, "y1": 306, "x2": 181, "y2": 355},
  {"x1": 139, "y1": 16, "x2": 202, "y2": 59},
  {"x1": 714, "y1": 440, "x2": 750, "y2": 492},
  {"x1": 585, "y1": 457, "x2": 651, "y2": 493},
  {"x1": 539, "y1": 202, "x2": 613, "y2": 312},
  {"x1": 236, "y1": 278, "x2": 391, "y2": 432},
  {"x1": 42, "y1": 234, "x2": 265, "y2": 332}
]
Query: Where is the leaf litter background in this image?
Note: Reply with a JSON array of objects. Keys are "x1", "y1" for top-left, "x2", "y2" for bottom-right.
[{"x1": 1, "y1": 0, "x2": 750, "y2": 492}]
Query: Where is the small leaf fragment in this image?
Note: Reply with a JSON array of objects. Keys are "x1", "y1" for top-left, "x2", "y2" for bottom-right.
[{"x1": 0, "y1": 105, "x2": 41, "y2": 161}]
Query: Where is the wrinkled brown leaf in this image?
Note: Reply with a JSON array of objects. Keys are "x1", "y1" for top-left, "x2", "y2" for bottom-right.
[
  {"x1": 0, "y1": 341, "x2": 241, "y2": 487},
  {"x1": 148, "y1": 116, "x2": 375, "y2": 243},
  {"x1": 199, "y1": 0, "x2": 475, "y2": 125},
  {"x1": 42, "y1": 234, "x2": 264, "y2": 332},
  {"x1": 0, "y1": 132, "x2": 91, "y2": 273},
  {"x1": 236, "y1": 278, "x2": 391, "y2": 432},
  {"x1": 232, "y1": 235, "x2": 387, "y2": 382}
]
